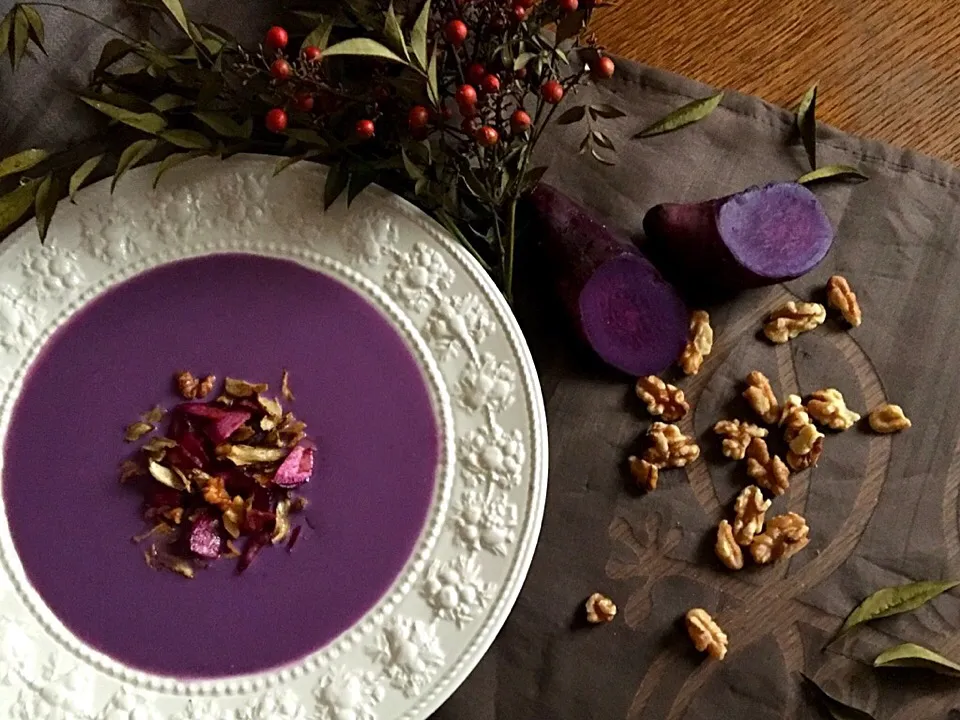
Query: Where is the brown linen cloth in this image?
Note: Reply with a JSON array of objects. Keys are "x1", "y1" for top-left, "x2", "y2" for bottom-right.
[{"x1": 4, "y1": 3, "x2": 960, "y2": 719}]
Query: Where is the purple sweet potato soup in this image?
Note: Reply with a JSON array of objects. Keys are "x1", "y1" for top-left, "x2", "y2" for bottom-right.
[{"x1": 2, "y1": 254, "x2": 441, "y2": 678}]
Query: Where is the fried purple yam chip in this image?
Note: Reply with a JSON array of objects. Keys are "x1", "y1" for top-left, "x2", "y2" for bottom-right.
[
  {"x1": 273, "y1": 445, "x2": 314, "y2": 488},
  {"x1": 188, "y1": 513, "x2": 222, "y2": 559}
]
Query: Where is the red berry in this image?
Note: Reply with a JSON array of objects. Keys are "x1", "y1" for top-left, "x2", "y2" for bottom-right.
[
  {"x1": 444, "y1": 19, "x2": 468, "y2": 46},
  {"x1": 516, "y1": 67, "x2": 527, "y2": 80},
  {"x1": 511, "y1": 4, "x2": 528, "y2": 21},
  {"x1": 593, "y1": 56, "x2": 615, "y2": 79},
  {"x1": 541, "y1": 79, "x2": 564, "y2": 104},
  {"x1": 302, "y1": 45, "x2": 322, "y2": 62},
  {"x1": 270, "y1": 58, "x2": 293, "y2": 80},
  {"x1": 559, "y1": 0, "x2": 578, "y2": 11},
  {"x1": 481, "y1": 74, "x2": 501, "y2": 94},
  {"x1": 456, "y1": 84, "x2": 478, "y2": 107},
  {"x1": 511, "y1": 109, "x2": 532, "y2": 133},
  {"x1": 355, "y1": 119, "x2": 376, "y2": 139},
  {"x1": 466, "y1": 62, "x2": 486, "y2": 86},
  {"x1": 476, "y1": 126, "x2": 499, "y2": 147},
  {"x1": 293, "y1": 91, "x2": 314, "y2": 112},
  {"x1": 265, "y1": 26, "x2": 288, "y2": 50},
  {"x1": 408, "y1": 105, "x2": 430, "y2": 130},
  {"x1": 265, "y1": 108, "x2": 288, "y2": 133}
]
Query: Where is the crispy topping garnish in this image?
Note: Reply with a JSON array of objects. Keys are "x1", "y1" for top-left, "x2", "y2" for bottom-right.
[
  {"x1": 124, "y1": 421, "x2": 154, "y2": 443},
  {"x1": 225, "y1": 377, "x2": 269, "y2": 398}
]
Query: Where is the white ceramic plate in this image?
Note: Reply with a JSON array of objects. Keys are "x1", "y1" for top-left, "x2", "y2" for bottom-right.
[{"x1": 0, "y1": 155, "x2": 547, "y2": 720}]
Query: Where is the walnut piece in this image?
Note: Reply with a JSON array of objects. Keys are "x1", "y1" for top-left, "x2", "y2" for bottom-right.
[
  {"x1": 763, "y1": 301, "x2": 826, "y2": 344},
  {"x1": 826, "y1": 275, "x2": 862, "y2": 327},
  {"x1": 644, "y1": 422, "x2": 701, "y2": 468},
  {"x1": 196, "y1": 374, "x2": 217, "y2": 399},
  {"x1": 869, "y1": 403, "x2": 911, "y2": 433},
  {"x1": 201, "y1": 474, "x2": 231, "y2": 511},
  {"x1": 743, "y1": 370, "x2": 780, "y2": 424},
  {"x1": 779, "y1": 395, "x2": 824, "y2": 470},
  {"x1": 679, "y1": 310, "x2": 714, "y2": 375},
  {"x1": 807, "y1": 388, "x2": 861, "y2": 431},
  {"x1": 685, "y1": 608, "x2": 728, "y2": 660},
  {"x1": 745, "y1": 437, "x2": 790, "y2": 496},
  {"x1": 585, "y1": 593, "x2": 617, "y2": 624},
  {"x1": 750, "y1": 512, "x2": 810, "y2": 564},
  {"x1": 732, "y1": 485, "x2": 771, "y2": 545},
  {"x1": 713, "y1": 419, "x2": 768, "y2": 460},
  {"x1": 628, "y1": 455, "x2": 659, "y2": 491},
  {"x1": 176, "y1": 370, "x2": 199, "y2": 399},
  {"x1": 635, "y1": 376, "x2": 690, "y2": 422},
  {"x1": 715, "y1": 520, "x2": 744, "y2": 570}
]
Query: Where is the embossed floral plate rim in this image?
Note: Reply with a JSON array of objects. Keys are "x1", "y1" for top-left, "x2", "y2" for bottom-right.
[{"x1": 0, "y1": 154, "x2": 548, "y2": 720}]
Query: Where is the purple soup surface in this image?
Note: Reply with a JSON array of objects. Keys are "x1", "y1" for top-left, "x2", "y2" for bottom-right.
[{"x1": 2, "y1": 254, "x2": 440, "y2": 678}]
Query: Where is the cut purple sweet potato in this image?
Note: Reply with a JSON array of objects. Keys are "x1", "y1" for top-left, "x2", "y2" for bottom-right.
[
  {"x1": 177, "y1": 403, "x2": 251, "y2": 444},
  {"x1": 530, "y1": 184, "x2": 689, "y2": 377},
  {"x1": 273, "y1": 445, "x2": 314, "y2": 488},
  {"x1": 188, "y1": 513, "x2": 221, "y2": 559},
  {"x1": 642, "y1": 182, "x2": 834, "y2": 291}
]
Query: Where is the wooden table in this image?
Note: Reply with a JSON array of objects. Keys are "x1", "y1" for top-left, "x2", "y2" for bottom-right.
[{"x1": 593, "y1": 0, "x2": 960, "y2": 164}]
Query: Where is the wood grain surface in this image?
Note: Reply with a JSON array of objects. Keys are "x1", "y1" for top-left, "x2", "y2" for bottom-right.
[{"x1": 592, "y1": 0, "x2": 960, "y2": 163}]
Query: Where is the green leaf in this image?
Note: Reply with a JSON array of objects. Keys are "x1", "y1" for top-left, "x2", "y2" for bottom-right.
[
  {"x1": 591, "y1": 130, "x2": 615, "y2": 151},
  {"x1": 874, "y1": 642, "x2": 960, "y2": 676},
  {"x1": 514, "y1": 52, "x2": 536, "y2": 71},
  {"x1": 835, "y1": 580, "x2": 960, "y2": 640},
  {"x1": 0, "y1": 179, "x2": 40, "y2": 234},
  {"x1": 555, "y1": 105, "x2": 586, "y2": 125},
  {"x1": 69, "y1": 154, "x2": 105, "y2": 201},
  {"x1": 19, "y1": 5, "x2": 44, "y2": 55},
  {"x1": 151, "y1": 93, "x2": 193, "y2": 112},
  {"x1": 94, "y1": 38, "x2": 133, "y2": 75},
  {"x1": 426, "y1": 52, "x2": 439, "y2": 107},
  {"x1": 33, "y1": 174, "x2": 57, "y2": 242},
  {"x1": 555, "y1": 8, "x2": 586, "y2": 43},
  {"x1": 797, "y1": 164, "x2": 869, "y2": 185},
  {"x1": 323, "y1": 163, "x2": 349, "y2": 210},
  {"x1": 160, "y1": 129, "x2": 212, "y2": 150},
  {"x1": 589, "y1": 103, "x2": 627, "y2": 120},
  {"x1": 401, "y1": 148, "x2": 425, "y2": 181},
  {"x1": 274, "y1": 154, "x2": 306, "y2": 177},
  {"x1": 384, "y1": 3, "x2": 409, "y2": 61},
  {"x1": 797, "y1": 83, "x2": 818, "y2": 171},
  {"x1": 322, "y1": 38, "x2": 406, "y2": 64},
  {"x1": 284, "y1": 128, "x2": 327, "y2": 147},
  {"x1": 634, "y1": 92, "x2": 724, "y2": 139},
  {"x1": 12, "y1": 7, "x2": 29, "y2": 69},
  {"x1": 79, "y1": 97, "x2": 167, "y2": 134},
  {"x1": 153, "y1": 150, "x2": 205, "y2": 188},
  {"x1": 461, "y1": 167, "x2": 489, "y2": 202},
  {"x1": 0, "y1": 12, "x2": 11, "y2": 63},
  {"x1": 521, "y1": 165, "x2": 548, "y2": 193},
  {"x1": 347, "y1": 167, "x2": 376, "y2": 206},
  {"x1": 802, "y1": 675, "x2": 875, "y2": 720},
  {"x1": 0, "y1": 148, "x2": 48, "y2": 179},
  {"x1": 112, "y1": 139, "x2": 158, "y2": 193},
  {"x1": 193, "y1": 111, "x2": 249, "y2": 139},
  {"x1": 158, "y1": 0, "x2": 192, "y2": 37},
  {"x1": 410, "y1": 0, "x2": 431, "y2": 70},
  {"x1": 301, "y1": 15, "x2": 335, "y2": 53},
  {"x1": 590, "y1": 148, "x2": 616, "y2": 166}
]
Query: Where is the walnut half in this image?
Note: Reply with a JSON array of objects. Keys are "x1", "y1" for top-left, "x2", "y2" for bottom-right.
[
  {"x1": 745, "y1": 437, "x2": 790, "y2": 496},
  {"x1": 807, "y1": 388, "x2": 861, "y2": 431},
  {"x1": 628, "y1": 455, "x2": 659, "y2": 491},
  {"x1": 644, "y1": 422, "x2": 700, "y2": 468},
  {"x1": 585, "y1": 593, "x2": 617, "y2": 624},
  {"x1": 635, "y1": 376, "x2": 690, "y2": 422},
  {"x1": 743, "y1": 370, "x2": 780, "y2": 424},
  {"x1": 679, "y1": 310, "x2": 714, "y2": 375},
  {"x1": 685, "y1": 608, "x2": 728, "y2": 660},
  {"x1": 869, "y1": 403, "x2": 911, "y2": 433},
  {"x1": 713, "y1": 419, "x2": 768, "y2": 460},
  {"x1": 750, "y1": 512, "x2": 810, "y2": 564},
  {"x1": 715, "y1": 520, "x2": 743, "y2": 570},
  {"x1": 732, "y1": 485, "x2": 771, "y2": 545},
  {"x1": 763, "y1": 301, "x2": 826, "y2": 344},
  {"x1": 780, "y1": 395, "x2": 824, "y2": 470},
  {"x1": 826, "y1": 275, "x2": 862, "y2": 327}
]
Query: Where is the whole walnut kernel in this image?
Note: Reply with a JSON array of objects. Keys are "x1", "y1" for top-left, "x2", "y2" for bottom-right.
[
  {"x1": 584, "y1": 593, "x2": 617, "y2": 624},
  {"x1": 635, "y1": 376, "x2": 690, "y2": 422},
  {"x1": 715, "y1": 520, "x2": 743, "y2": 570},
  {"x1": 743, "y1": 371, "x2": 780, "y2": 424},
  {"x1": 745, "y1": 437, "x2": 790, "y2": 496},
  {"x1": 826, "y1": 275, "x2": 862, "y2": 327},
  {"x1": 679, "y1": 310, "x2": 714, "y2": 375},
  {"x1": 176, "y1": 370, "x2": 199, "y2": 399},
  {"x1": 763, "y1": 301, "x2": 826, "y2": 344},
  {"x1": 732, "y1": 485, "x2": 771, "y2": 546},
  {"x1": 196, "y1": 375, "x2": 217, "y2": 399},
  {"x1": 644, "y1": 422, "x2": 700, "y2": 468},
  {"x1": 807, "y1": 388, "x2": 861, "y2": 431},
  {"x1": 628, "y1": 455, "x2": 659, "y2": 491},
  {"x1": 713, "y1": 419, "x2": 768, "y2": 460},
  {"x1": 869, "y1": 403, "x2": 912, "y2": 433},
  {"x1": 685, "y1": 608, "x2": 728, "y2": 660},
  {"x1": 780, "y1": 395, "x2": 824, "y2": 470},
  {"x1": 750, "y1": 512, "x2": 810, "y2": 564}
]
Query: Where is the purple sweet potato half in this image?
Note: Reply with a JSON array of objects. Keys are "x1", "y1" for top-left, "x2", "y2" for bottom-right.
[
  {"x1": 530, "y1": 184, "x2": 689, "y2": 376},
  {"x1": 642, "y1": 182, "x2": 834, "y2": 290}
]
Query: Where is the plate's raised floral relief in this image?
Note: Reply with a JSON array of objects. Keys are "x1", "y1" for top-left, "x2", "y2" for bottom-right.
[
  {"x1": 385, "y1": 242, "x2": 455, "y2": 313},
  {"x1": 200, "y1": 172, "x2": 269, "y2": 236},
  {"x1": 109, "y1": 688, "x2": 166, "y2": 720},
  {"x1": 459, "y1": 422, "x2": 526, "y2": 489},
  {"x1": 314, "y1": 667, "x2": 384, "y2": 720},
  {"x1": 147, "y1": 187, "x2": 204, "y2": 244},
  {"x1": 170, "y1": 698, "x2": 235, "y2": 720},
  {"x1": 80, "y1": 204, "x2": 142, "y2": 265},
  {"x1": 454, "y1": 353, "x2": 516, "y2": 414},
  {"x1": 424, "y1": 294, "x2": 494, "y2": 362},
  {"x1": 343, "y1": 212, "x2": 400, "y2": 266},
  {"x1": 450, "y1": 489, "x2": 518, "y2": 557},
  {"x1": 244, "y1": 688, "x2": 307, "y2": 720},
  {"x1": 369, "y1": 616, "x2": 445, "y2": 698},
  {"x1": 421, "y1": 554, "x2": 496, "y2": 629},
  {"x1": 19, "y1": 244, "x2": 84, "y2": 301}
]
